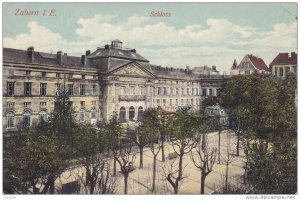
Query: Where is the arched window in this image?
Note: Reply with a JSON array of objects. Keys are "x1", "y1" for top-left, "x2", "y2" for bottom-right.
[
  {"x1": 138, "y1": 107, "x2": 143, "y2": 121},
  {"x1": 7, "y1": 112, "x2": 14, "y2": 128},
  {"x1": 129, "y1": 106, "x2": 135, "y2": 121},
  {"x1": 91, "y1": 108, "x2": 97, "y2": 119},
  {"x1": 40, "y1": 111, "x2": 47, "y2": 122},
  {"x1": 23, "y1": 111, "x2": 31, "y2": 127},
  {"x1": 119, "y1": 107, "x2": 126, "y2": 122},
  {"x1": 79, "y1": 109, "x2": 85, "y2": 122}
]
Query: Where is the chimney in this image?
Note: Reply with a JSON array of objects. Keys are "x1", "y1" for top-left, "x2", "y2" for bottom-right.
[
  {"x1": 131, "y1": 49, "x2": 136, "y2": 53},
  {"x1": 57, "y1": 51, "x2": 63, "y2": 65},
  {"x1": 81, "y1": 55, "x2": 86, "y2": 65},
  {"x1": 27, "y1": 46, "x2": 34, "y2": 63},
  {"x1": 105, "y1": 44, "x2": 109, "y2": 49},
  {"x1": 86, "y1": 50, "x2": 91, "y2": 56}
]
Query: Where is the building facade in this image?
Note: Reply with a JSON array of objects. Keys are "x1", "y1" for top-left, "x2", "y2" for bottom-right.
[
  {"x1": 269, "y1": 52, "x2": 297, "y2": 79},
  {"x1": 233, "y1": 54, "x2": 270, "y2": 75},
  {"x1": 3, "y1": 40, "x2": 226, "y2": 133}
]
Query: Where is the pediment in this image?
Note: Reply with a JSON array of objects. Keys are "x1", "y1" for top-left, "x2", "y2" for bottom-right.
[{"x1": 111, "y1": 63, "x2": 154, "y2": 78}]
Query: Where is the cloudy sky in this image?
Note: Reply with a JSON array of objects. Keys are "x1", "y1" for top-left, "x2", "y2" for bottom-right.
[{"x1": 3, "y1": 2, "x2": 297, "y2": 73}]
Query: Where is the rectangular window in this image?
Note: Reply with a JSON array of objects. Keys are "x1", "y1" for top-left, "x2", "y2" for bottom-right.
[
  {"x1": 120, "y1": 86, "x2": 126, "y2": 95},
  {"x1": 40, "y1": 102, "x2": 47, "y2": 108},
  {"x1": 182, "y1": 88, "x2": 185, "y2": 95},
  {"x1": 157, "y1": 87, "x2": 161, "y2": 95},
  {"x1": 192, "y1": 88, "x2": 195, "y2": 95},
  {"x1": 176, "y1": 88, "x2": 179, "y2": 95},
  {"x1": 170, "y1": 99, "x2": 172, "y2": 106},
  {"x1": 56, "y1": 73, "x2": 60, "y2": 78},
  {"x1": 40, "y1": 83, "x2": 47, "y2": 96},
  {"x1": 24, "y1": 102, "x2": 31, "y2": 108},
  {"x1": 93, "y1": 75, "x2": 97, "y2": 80},
  {"x1": 82, "y1": 74, "x2": 85, "y2": 79},
  {"x1": 279, "y1": 68, "x2": 284, "y2": 77},
  {"x1": 80, "y1": 101, "x2": 85, "y2": 107},
  {"x1": 55, "y1": 83, "x2": 62, "y2": 96},
  {"x1": 163, "y1": 99, "x2": 166, "y2": 104},
  {"x1": 140, "y1": 86, "x2": 144, "y2": 95},
  {"x1": 26, "y1": 71, "x2": 31, "y2": 76},
  {"x1": 91, "y1": 110, "x2": 97, "y2": 119},
  {"x1": 7, "y1": 82, "x2": 15, "y2": 96},
  {"x1": 40, "y1": 112, "x2": 47, "y2": 122},
  {"x1": 196, "y1": 88, "x2": 198, "y2": 96},
  {"x1": 202, "y1": 89, "x2": 207, "y2": 96},
  {"x1": 163, "y1": 87, "x2": 167, "y2": 95},
  {"x1": 209, "y1": 89, "x2": 213, "y2": 96},
  {"x1": 79, "y1": 111, "x2": 85, "y2": 122},
  {"x1": 68, "y1": 73, "x2": 73, "y2": 79},
  {"x1": 286, "y1": 67, "x2": 290, "y2": 74},
  {"x1": 92, "y1": 85, "x2": 97, "y2": 95},
  {"x1": 187, "y1": 88, "x2": 190, "y2": 95},
  {"x1": 24, "y1": 115, "x2": 31, "y2": 127},
  {"x1": 7, "y1": 102, "x2": 15, "y2": 108},
  {"x1": 68, "y1": 84, "x2": 74, "y2": 95},
  {"x1": 41, "y1": 72, "x2": 46, "y2": 77},
  {"x1": 275, "y1": 67, "x2": 278, "y2": 76},
  {"x1": 24, "y1": 82, "x2": 32, "y2": 96},
  {"x1": 7, "y1": 114, "x2": 14, "y2": 128},
  {"x1": 80, "y1": 84, "x2": 86, "y2": 95},
  {"x1": 157, "y1": 99, "x2": 160, "y2": 105}
]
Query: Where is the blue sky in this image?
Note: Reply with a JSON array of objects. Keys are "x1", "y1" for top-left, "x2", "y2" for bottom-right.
[{"x1": 3, "y1": 2, "x2": 297, "y2": 73}]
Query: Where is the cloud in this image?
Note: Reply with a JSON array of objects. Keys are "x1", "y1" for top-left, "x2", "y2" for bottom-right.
[
  {"x1": 3, "y1": 15, "x2": 297, "y2": 73},
  {"x1": 3, "y1": 21, "x2": 68, "y2": 52}
]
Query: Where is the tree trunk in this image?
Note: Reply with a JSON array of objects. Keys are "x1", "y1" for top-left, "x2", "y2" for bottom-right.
[
  {"x1": 236, "y1": 133, "x2": 240, "y2": 156},
  {"x1": 161, "y1": 140, "x2": 165, "y2": 162},
  {"x1": 49, "y1": 177, "x2": 55, "y2": 194},
  {"x1": 113, "y1": 157, "x2": 117, "y2": 176},
  {"x1": 200, "y1": 174, "x2": 206, "y2": 194},
  {"x1": 152, "y1": 155, "x2": 157, "y2": 192},
  {"x1": 218, "y1": 130, "x2": 221, "y2": 164},
  {"x1": 225, "y1": 162, "x2": 229, "y2": 192},
  {"x1": 174, "y1": 186, "x2": 179, "y2": 194},
  {"x1": 139, "y1": 146, "x2": 143, "y2": 168},
  {"x1": 124, "y1": 174, "x2": 129, "y2": 194}
]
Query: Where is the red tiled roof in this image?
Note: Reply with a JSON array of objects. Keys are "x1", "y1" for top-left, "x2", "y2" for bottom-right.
[
  {"x1": 248, "y1": 55, "x2": 269, "y2": 71},
  {"x1": 156, "y1": 107, "x2": 175, "y2": 116},
  {"x1": 270, "y1": 52, "x2": 297, "y2": 66}
]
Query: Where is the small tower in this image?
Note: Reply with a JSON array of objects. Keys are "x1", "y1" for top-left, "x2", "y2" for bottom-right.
[
  {"x1": 231, "y1": 59, "x2": 238, "y2": 70},
  {"x1": 111, "y1": 39, "x2": 122, "y2": 49}
]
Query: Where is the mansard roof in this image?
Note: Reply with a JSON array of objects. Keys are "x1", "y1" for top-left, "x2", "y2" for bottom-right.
[
  {"x1": 247, "y1": 54, "x2": 269, "y2": 71},
  {"x1": 87, "y1": 46, "x2": 149, "y2": 63},
  {"x1": 3, "y1": 47, "x2": 89, "y2": 68},
  {"x1": 270, "y1": 52, "x2": 297, "y2": 66}
]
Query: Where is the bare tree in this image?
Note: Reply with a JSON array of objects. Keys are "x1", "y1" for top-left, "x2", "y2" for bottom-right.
[
  {"x1": 191, "y1": 133, "x2": 217, "y2": 194},
  {"x1": 114, "y1": 142, "x2": 136, "y2": 194},
  {"x1": 221, "y1": 131, "x2": 235, "y2": 192},
  {"x1": 149, "y1": 141, "x2": 161, "y2": 192}
]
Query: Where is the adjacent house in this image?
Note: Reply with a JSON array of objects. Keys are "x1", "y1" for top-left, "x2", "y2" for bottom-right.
[
  {"x1": 204, "y1": 104, "x2": 229, "y2": 128},
  {"x1": 236, "y1": 54, "x2": 270, "y2": 75},
  {"x1": 269, "y1": 52, "x2": 297, "y2": 79}
]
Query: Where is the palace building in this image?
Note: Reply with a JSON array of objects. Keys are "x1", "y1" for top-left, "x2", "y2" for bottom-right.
[{"x1": 3, "y1": 40, "x2": 226, "y2": 133}]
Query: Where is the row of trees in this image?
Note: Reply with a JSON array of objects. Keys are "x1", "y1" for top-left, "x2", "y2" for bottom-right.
[
  {"x1": 218, "y1": 74, "x2": 297, "y2": 194},
  {"x1": 4, "y1": 73, "x2": 296, "y2": 194},
  {"x1": 4, "y1": 89, "x2": 219, "y2": 194}
]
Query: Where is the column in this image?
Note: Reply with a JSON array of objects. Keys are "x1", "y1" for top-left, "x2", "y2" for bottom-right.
[{"x1": 125, "y1": 107, "x2": 129, "y2": 122}]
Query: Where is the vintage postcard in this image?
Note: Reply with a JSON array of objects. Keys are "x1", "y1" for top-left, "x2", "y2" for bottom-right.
[{"x1": 2, "y1": 2, "x2": 297, "y2": 199}]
